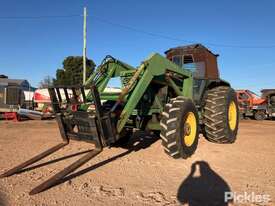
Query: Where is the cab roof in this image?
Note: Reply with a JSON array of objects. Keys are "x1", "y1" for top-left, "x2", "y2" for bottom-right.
[{"x1": 164, "y1": 43, "x2": 219, "y2": 57}]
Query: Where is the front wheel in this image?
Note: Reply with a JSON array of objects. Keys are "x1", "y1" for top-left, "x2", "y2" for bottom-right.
[{"x1": 160, "y1": 97, "x2": 199, "y2": 159}]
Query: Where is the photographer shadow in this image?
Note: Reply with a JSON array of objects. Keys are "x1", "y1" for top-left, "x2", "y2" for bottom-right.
[
  {"x1": 0, "y1": 191, "x2": 6, "y2": 206},
  {"x1": 177, "y1": 161, "x2": 232, "y2": 206}
]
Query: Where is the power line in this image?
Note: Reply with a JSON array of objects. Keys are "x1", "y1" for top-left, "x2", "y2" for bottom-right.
[
  {"x1": 0, "y1": 13, "x2": 275, "y2": 49},
  {"x1": 0, "y1": 14, "x2": 81, "y2": 19},
  {"x1": 90, "y1": 15, "x2": 275, "y2": 49}
]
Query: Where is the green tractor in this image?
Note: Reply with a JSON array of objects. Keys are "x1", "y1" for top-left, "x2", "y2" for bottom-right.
[{"x1": 1, "y1": 44, "x2": 239, "y2": 194}]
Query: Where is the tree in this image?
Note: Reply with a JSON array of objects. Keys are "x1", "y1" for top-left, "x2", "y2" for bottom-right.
[
  {"x1": 38, "y1": 75, "x2": 54, "y2": 88},
  {"x1": 54, "y1": 56, "x2": 96, "y2": 86},
  {"x1": 0, "y1": 74, "x2": 8, "y2": 78}
]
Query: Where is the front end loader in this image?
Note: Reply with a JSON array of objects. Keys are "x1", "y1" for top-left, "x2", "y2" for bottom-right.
[{"x1": 1, "y1": 44, "x2": 239, "y2": 194}]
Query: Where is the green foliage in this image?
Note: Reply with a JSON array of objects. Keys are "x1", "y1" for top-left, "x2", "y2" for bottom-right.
[{"x1": 54, "y1": 56, "x2": 96, "y2": 86}]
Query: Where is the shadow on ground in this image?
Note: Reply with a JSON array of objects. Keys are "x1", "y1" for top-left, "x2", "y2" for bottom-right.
[
  {"x1": 0, "y1": 191, "x2": 6, "y2": 206},
  {"x1": 177, "y1": 161, "x2": 232, "y2": 206},
  {"x1": 59, "y1": 131, "x2": 159, "y2": 185},
  {"x1": 2, "y1": 131, "x2": 159, "y2": 193}
]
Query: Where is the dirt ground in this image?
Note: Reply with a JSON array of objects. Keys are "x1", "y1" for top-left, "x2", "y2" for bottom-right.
[{"x1": 0, "y1": 120, "x2": 274, "y2": 206}]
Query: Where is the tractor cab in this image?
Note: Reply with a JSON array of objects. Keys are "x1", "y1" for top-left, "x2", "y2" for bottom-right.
[
  {"x1": 165, "y1": 43, "x2": 220, "y2": 79},
  {"x1": 165, "y1": 44, "x2": 222, "y2": 104}
]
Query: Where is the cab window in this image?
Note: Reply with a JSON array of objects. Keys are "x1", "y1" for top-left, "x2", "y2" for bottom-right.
[
  {"x1": 172, "y1": 55, "x2": 183, "y2": 67},
  {"x1": 183, "y1": 55, "x2": 194, "y2": 64}
]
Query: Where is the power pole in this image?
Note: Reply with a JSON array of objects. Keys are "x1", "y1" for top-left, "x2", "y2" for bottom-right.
[{"x1": 83, "y1": 7, "x2": 87, "y2": 84}]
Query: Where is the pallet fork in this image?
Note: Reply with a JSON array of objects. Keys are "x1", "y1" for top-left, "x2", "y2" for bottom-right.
[{"x1": 0, "y1": 85, "x2": 112, "y2": 195}]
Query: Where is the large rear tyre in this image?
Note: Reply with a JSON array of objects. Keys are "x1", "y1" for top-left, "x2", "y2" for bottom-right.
[
  {"x1": 160, "y1": 97, "x2": 199, "y2": 159},
  {"x1": 203, "y1": 86, "x2": 239, "y2": 144}
]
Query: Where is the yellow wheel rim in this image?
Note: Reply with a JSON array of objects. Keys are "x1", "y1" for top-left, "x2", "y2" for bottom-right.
[
  {"x1": 228, "y1": 101, "x2": 237, "y2": 131},
  {"x1": 183, "y1": 112, "x2": 197, "y2": 147}
]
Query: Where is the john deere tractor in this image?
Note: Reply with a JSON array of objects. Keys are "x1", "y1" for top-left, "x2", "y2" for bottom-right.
[{"x1": 1, "y1": 44, "x2": 239, "y2": 195}]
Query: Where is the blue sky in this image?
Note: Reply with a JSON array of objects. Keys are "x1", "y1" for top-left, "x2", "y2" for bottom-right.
[{"x1": 0, "y1": 0, "x2": 274, "y2": 93}]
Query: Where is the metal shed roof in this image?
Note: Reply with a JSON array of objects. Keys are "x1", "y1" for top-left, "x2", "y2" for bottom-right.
[{"x1": 0, "y1": 78, "x2": 28, "y2": 86}]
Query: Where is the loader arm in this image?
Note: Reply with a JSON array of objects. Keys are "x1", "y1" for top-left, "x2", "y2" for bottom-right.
[
  {"x1": 116, "y1": 53, "x2": 193, "y2": 132},
  {"x1": 84, "y1": 56, "x2": 135, "y2": 97}
]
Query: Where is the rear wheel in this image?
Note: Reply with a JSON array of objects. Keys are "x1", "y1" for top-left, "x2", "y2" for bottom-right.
[
  {"x1": 160, "y1": 97, "x2": 199, "y2": 159},
  {"x1": 254, "y1": 110, "x2": 266, "y2": 120},
  {"x1": 203, "y1": 86, "x2": 239, "y2": 143}
]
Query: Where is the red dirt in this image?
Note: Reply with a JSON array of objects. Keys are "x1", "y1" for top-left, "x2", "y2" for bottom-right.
[{"x1": 0, "y1": 120, "x2": 274, "y2": 206}]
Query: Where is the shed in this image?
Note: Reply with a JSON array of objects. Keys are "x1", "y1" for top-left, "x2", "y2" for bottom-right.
[{"x1": 0, "y1": 77, "x2": 31, "y2": 112}]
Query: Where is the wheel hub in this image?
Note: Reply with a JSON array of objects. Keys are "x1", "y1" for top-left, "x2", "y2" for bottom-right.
[
  {"x1": 184, "y1": 123, "x2": 191, "y2": 136},
  {"x1": 183, "y1": 112, "x2": 197, "y2": 147},
  {"x1": 228, "y1": 101, "x2": 237, "y2": 131}
]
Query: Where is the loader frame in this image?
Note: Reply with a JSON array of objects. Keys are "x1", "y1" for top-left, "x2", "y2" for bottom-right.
[{"x1": 84, "y1": 53, "x2": 193, "y2": 133}]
